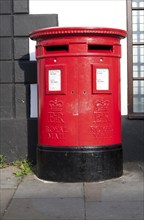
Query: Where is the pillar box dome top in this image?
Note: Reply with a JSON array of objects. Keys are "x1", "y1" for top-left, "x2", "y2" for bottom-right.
[{"x1": 30, "y1": 27, "x2": 127, "y2": 41}]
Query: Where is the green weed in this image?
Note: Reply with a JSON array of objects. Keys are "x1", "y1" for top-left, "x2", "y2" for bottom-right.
[
  {"x1": 13, "y1": 159, "x2": 33, "y2": 177},
  {"x1": 0, "y1": 155, "x2": 6, "y2": 168}
]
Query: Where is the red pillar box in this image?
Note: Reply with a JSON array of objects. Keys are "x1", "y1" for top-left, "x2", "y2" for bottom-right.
[{"x1": 30, "y1": 27, "x2": 126, "y2": 182}]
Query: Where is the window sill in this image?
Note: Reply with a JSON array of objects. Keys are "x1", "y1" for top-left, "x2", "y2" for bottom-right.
[{"x1": 127, "y1": 113, "x2": 144, "y2": 120}]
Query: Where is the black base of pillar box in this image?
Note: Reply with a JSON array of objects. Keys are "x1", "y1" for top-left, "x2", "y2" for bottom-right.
[{"x1": 37, "y1": 145, "x2": 123, "y2": 182}]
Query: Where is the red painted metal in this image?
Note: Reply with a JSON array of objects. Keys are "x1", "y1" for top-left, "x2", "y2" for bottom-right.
[{"x1": 30, "y1": 27, "x2": 127, "y2": 147}]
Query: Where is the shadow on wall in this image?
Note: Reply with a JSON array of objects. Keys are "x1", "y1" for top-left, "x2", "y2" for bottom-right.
[
  {"x1": 122, "y1": 117, "x2": 144, "y2": 162},
  {"x1": 19, "y1": 54, "x2": 38, "y2": 164}
]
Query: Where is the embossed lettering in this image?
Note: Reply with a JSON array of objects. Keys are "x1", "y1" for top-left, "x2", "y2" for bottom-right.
[
  {"x1": 48, "y1": 132, "x2": 65, "y2": 140},
  {"x1": 46, "y1": 126, "x2": 68, "y2": 140},
  {"x1": 90, "y1": 98, "x2": 112, "y2": 139},
  {"x1": 46, "y1": 126, "x2": 68, "y2": 133},
  {"x1": 90, "y1": 125, "x2": 113, "y2": 138},
  {"x1": 93, "y1": 112, "x2": 110, "y2": 123},
  {"x1": 48, "y1": 112, "x2": 64, "y2": 123}
]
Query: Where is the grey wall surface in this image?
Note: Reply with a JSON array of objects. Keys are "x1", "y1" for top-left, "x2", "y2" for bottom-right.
[
  {"x1": 0, "y1": 0, "x2": 143, "y2": 163},
  {"x1": 122, "y1": 117, "x2": 144, "y2": 161},
  {"x1": 0, "y1": 0, "x2": 58, "y2": 163}
]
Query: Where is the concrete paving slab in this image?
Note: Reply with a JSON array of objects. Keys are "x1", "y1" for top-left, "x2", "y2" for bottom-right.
[
  {"x1": 84, "y1": 183, "x2": 103, "y2": 202},
  {"x1": 0, "y1": 166, "x2": 21, "y2": 189},
  {"x1": 1, "y1": 163, "x2": 144, "y2": 220},
  {"x1": 2, "y1": 198, "x2": 85, "y2": 220},
  {"x1": 85, "y1": 164, "x2": 144, "y2": 202},
  {"x1": 123, "y1": 162, "x2": 144, "y2": 183},
  {"x1": 85, "y1": 201, "x2": 144, "y2": 220},
  {"x1": 0, "y1": 189, "x2": 15, "y2": 219},
  {"x1": 14, "y1": 174, "x2": 84, "y2": 199},
  {"x1": 85, "y1": 181, "x2": 143, "y2": 202},
  {"x1": 0, "y1": 166, "x2": 22, "y2": 219}
]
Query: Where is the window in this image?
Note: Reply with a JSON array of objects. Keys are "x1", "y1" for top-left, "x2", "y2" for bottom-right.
[{"x1": 127, "y1": 0, "x2": 144, "y2": 118}]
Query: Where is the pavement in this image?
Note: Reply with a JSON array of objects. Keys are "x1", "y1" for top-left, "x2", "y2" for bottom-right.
[{"x1": 0, "y1": 162, "x2": 144, "y2": 220}]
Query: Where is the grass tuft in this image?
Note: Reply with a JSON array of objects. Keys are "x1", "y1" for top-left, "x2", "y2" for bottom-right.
[{"x1": 13, "y1": 159, "x2": 33, "y2": 177}]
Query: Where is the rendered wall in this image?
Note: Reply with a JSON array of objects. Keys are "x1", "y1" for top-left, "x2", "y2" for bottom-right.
[{"x1": 0, "y1": 0, "x2": 58, "y2": 162}]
